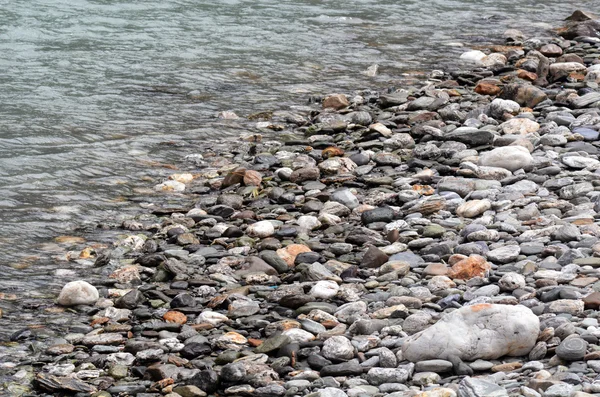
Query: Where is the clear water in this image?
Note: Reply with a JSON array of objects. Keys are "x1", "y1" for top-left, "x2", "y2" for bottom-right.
[{"x1": 0, "y1": 0, "x2": 596, "y2": 337}]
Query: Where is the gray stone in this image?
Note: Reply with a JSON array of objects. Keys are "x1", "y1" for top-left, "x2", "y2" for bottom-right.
[
  {"x1": 366, "y1": 364, "x2": 414, "y2": 385},
  {"x1": 402, "y1": 304, "x2": 539, "y2": 362},
  {"x1": 331, "y1": 189, "x2": 360, "y2": 209},
  {"x1": 321, "y1": 336, "x2": 355, "y2": 361},
  {"x1": 458, "y1": 377, "x2": 508, "y2": 397}
]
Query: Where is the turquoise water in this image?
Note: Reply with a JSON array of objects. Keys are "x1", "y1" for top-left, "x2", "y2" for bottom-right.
[{"x1": 0, "y1": 0, "x2": 596, "y2": 334}]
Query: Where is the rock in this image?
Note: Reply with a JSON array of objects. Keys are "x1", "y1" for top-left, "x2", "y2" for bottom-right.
[
  {"x1": 361, "y1": 245, "x2": 389, "y2": 268},
  {"x1": 460, "y1": 50, "x2": 487, "y2": 63},
  {"x1": 502, "y1": 84, "x2": 547, "y2": 108},
  {"x1": 321, "y1": 336, "x2": 355, "y2": 361},
  {"x1": 488, "y1": 98, "x2": 520, "y2": 119},
  {"x1": 478, "y1": 146, "x2": 533, "y2": 171},
  {"x1": 549, "y1": 62, "x2": 587, "y2": 82},
  {"x1": 289, "y1": 167, "x2": 320, "y2": 184},
  {"x1": 247, "y1": 221, "x2": 275, "y2": 238},
  {"x1": 57, "y1": 281, "x2": 99, "y2": 306},
  {"x1": 555, "y1": 337, "x2": 587, "y2": 361},
  {"x1": 310, "y1": 280, "x2": 340, "y2": 299},
  {"x1": 499, "y1": 272, "x2": 526, "y2": 290},
  {"x1": 487, "y1": 246, "x2": 520, "y2": 264},
  {"x1": 499, "y1": 118, "x2": 540, "y2": 135},
  {"x1": 402, "y1": 304, "x2": 539, "y2": 362},
  {"x1": 367, "y1": 365, "x2": 414, "y2": 385},
  {"x1": 330, "y1": 189, "x2": 359, "y2": 209},
  {"x1": 361, "y1": 207, "x2": 394, "y2": 224},
  {"x1": 448, "y1": 255, "x2": 492, "y2": 280},
  {"x1": 456, "y1": 200, "x2": 492, "y2": 218},
  {"x1": 458, "y1": 377, "x2": 508, "y2": 397},
  {"x1": 539, "y1": 44, "x2": 563, "y2": 57},
  {"x1": 277, "y1": 244, "x2": 312, "y2": 267},
  {"x1": 323, "y1": 94, "x2": 349, "y2": 110}
]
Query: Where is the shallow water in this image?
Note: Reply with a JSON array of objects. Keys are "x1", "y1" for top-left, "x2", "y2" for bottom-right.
[{"x1": 0, "y1": 0, "x2": 596, "y2": 338}]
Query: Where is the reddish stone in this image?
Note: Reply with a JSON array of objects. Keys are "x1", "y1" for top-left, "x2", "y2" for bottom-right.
[
  {"x1": 222, "y1": 167, "x2": 246, "y2": 188},
  {"x1": 322, "y1": 146, "x2": 345, "y2": 158},
  {"x1": 517, "y1": 69, "x2": 538, "y2": 81},
  {"x1": 323, "y1": 94, "x2": 349, "y2": 110},
  {"x1": 248, "y1": 338, "x2": 263, "y2": 347},
  {"x1": 583, "y1": 291, "x2": 600, "y2": 309},
  {"x1": 475, "y1": 81, "x2": 502, "y2": 96},
  {"x1": 277, "y1": 244, "x2": 312, "y2": 267},
  {"x1": 163, "y1": 311, "x2": 187, "y2": 325},
  {"x1": 448, "y1": 255, "x2": 492, "y2": 280},
  {"x1": 243, "y1": 170, "x2": 262, "y2": 186}
]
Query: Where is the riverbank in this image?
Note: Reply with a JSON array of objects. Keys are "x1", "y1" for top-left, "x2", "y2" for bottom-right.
[{"x1": 4, "y1": 9, "x2": 600, "y2": 397}]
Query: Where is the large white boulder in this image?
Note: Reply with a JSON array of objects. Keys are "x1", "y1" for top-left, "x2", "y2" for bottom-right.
[
  {"x1": 57, "y1": 280, "x2": 99, "y2": 306},
  {"x1": 478, "y1": 146, "x2": 533, "y2": 172},
  {"x1": 402, "y1": 304, "x2": 539, "y2": 362}
]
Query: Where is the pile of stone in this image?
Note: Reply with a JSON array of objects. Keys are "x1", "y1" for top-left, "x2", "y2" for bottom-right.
[{"x1": 5, "y1": 9, "x2": 600, "y2": 397}]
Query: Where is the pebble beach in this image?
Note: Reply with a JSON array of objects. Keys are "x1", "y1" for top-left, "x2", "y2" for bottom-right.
[{"x1": 4, "y1": 9, "x2": 600, "y2": 397}]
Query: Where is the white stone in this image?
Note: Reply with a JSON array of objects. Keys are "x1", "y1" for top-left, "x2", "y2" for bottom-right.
[
  {"x1": 486, "y1": 245, "x2": 521, "y2": 264},
  {"x1": 499, "y1": 118, "x2": 540, "y2": 135},
  {"x1": 499, "y1": 272, "x2": 526, "y2": 291},
  {"x1": 282, "y1": 328, "x2": 316, "y2": 343},
  {"x1": 310, "y1": 280, "x2": 340, "y2": 299},
  {"x1": 481, "y1": 53, "x2": 507, "y2": 67},
  {"x1": 402, "y1": 304, "x2": 539, "y2": 362},
  {"x1": 154, "y1": 180, "x2": 186, "y2": 192},
  {"x1": 562, "y1": 155, "x2": 600, "y2": 170},
  {"x1": 322, "y1": 335, "x2": 355, "y2": 361},
  {"x1": 460, "y1": 50, "x2": 487, "y2": 63},
  {"x1": 297, "y1": 215, "x2": 322, "y2": 231},
  {"x1": 478, "y1": 146, "x2": 533, "y2": 171},
  {"x1": 488, "y1": 98, "x2": 520, "y2": 118},
  {"x1": 369, "y1": 122, "x2": 392, "y2": 137},
  {"x1": 456, "y1": 199, "x2": 492, "y2": 218},
  {"x1": 57, "y1": 280, "x2": 99, "y2": 306},
  {"x1": 246, "y1": 220, "x2": 275, "y2": 238},
  {"x1": 196, "y1": 310, "x2": 229, "y2": 325}
]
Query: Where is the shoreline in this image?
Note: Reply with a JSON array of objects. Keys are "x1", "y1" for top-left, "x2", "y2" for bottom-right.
[{"x1": 4, "y1": 9, "x2": 600, "y2": 397}]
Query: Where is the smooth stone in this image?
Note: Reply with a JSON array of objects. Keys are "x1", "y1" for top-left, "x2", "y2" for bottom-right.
[
  {"x1": 555, "y1": 337, "x2": 587, "y2": 361},
  {"x1": 57, "y1": 280, "x2": 99, "y2": 306},
  {"x1": 478, "y1": 146, "x2": 533, "y2": 171},
  {"x1": 402, "y1": 304, "x2": 539, "y2": 362}
]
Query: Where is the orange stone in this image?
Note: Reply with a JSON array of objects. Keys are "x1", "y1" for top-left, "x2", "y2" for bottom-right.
[
  {"x1": 475, "y1": 81, "x2": 502, "y2": 96},
  {"x1": 569, "y1": 72, "x2": 586, "y2": 81},
  {"x1": 517, "y1": 69, "x2": 538, "y2": 81},
  {"x1": 412, "y1": 184, "x2": 435, "y2": 195},
  {"x1": 323, "y1": 94, "x2": 349, "y2": 110},
  {"x1": 248, "y1": 338, "x2": 263, "y2": 347},
  {"x1": 91, "y1": 317, "x2": 110, "y2": 327},
  {"x1": 423, "y1": 263, "x2": 450, "y2": 276},
  {"x1": 163, "y1": 311, "x2": 187, "y2": 325},
  {"x1": 321, "y1": 320, "x2": 340, "y2": 329},
  {"x1": 276, "y1": 244, "x2": 312, "y2": 267},
  {"x1": 448, "y1": 255, "x2": 492, "y2": 280},
  {"x1": 492, "y1": 361, "x2": 523, "y2": 372},
  {"x1": 243, "y1": 170, "x2": 262, "y2": 186},
  {"x1": 447, "y1": 254, "x2": 468, "y2": 266},
  {"x1": 322, "y1": 147, "x2": 345, "y2": 158}
]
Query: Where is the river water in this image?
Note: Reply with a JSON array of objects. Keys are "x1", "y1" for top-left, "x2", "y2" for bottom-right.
[{"x1": 0, "y1": 0, "x2": 596, "y2": 338}]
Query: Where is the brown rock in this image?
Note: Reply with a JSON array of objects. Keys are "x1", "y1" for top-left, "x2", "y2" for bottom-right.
[
  {"x1": 475, "y1": 81, "x2": 502, "y2": 96},
  {"x1": 322, "y1": 146, "x2": 345, "y2": 158},
  {"x1": 323, "y1": 94, "x2": 349, "y2": 110},
  {"x1": 243, "y1": 170, "x2": 262, "y2": 186},
  {"x1": 491, "y1": 362, "x2": 523, "y2": 372},
  {"x1": 423, "y1": 263, "x2": 450, "y2": 276},
  {"x1": 583, "y1": 291, "x2": 600, "y2": 309},
  {"x1": 539, "y1": 44, "x2": 563, "y2": 57},
  {"x1": 222, "y1": 167, "x2": 246, "y2": 188},
  {"x1": 361, "y1": 245, "x2": 389, "y2": 268},
  {"x1": 277, "y1": 244, "x2": 312, "y2": 267},
  {"x1": 517, "y1": 69, "x2": 538, "y2": 81},
  {"x1": 289, "y1": 167, "x2": 320, "y2": 184},
  {"x1": 163, "y1": 311, "x2": 187, "y2": 324},
  {"x1": 557, "y1": 54, "x2": 584, "y2": 64},
  {"x1": 565, "y1": 10, "x2": 598, "y2": 22},
  {"x1": 502, "y1": 83, "x2": 547, "y2": 108},
  {"x1": 448, "y1": 255, "x2": 492, "y2": 280}
]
